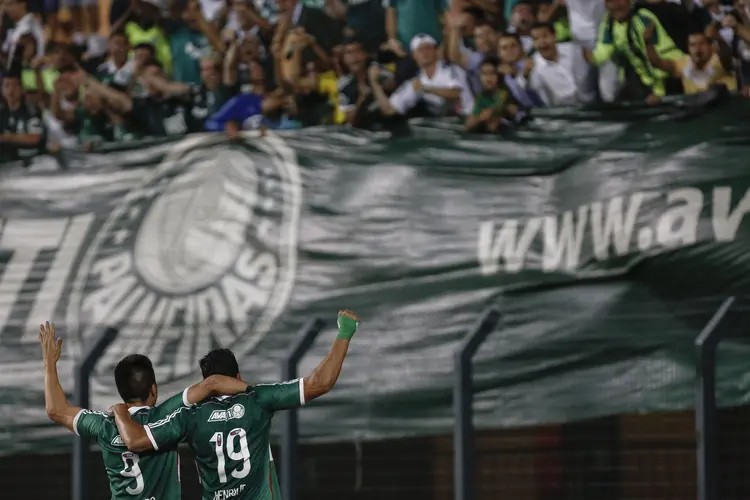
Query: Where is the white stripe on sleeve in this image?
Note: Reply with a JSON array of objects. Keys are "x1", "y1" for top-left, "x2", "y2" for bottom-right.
[
  {"x1": 144, "y1": 424, "x2": 159, "y2": 451},
  {"x1": 72, "y1": 409, "x2": 86, "y2": 436},
  {"x1": 298, "y1": 378, "x2": 306, "y2": 406}
]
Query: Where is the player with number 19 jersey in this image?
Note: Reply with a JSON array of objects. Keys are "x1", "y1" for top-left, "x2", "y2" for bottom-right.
[
  {"x1": 74, "y1": 389, "x2": 190, "y2": 500},
  {"x1": 146, "y1": 379, "x2": 304, "y2": 500}
]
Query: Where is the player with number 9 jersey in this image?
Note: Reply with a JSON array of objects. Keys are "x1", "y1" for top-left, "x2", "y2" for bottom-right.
[
  {"x1": 146, "y1": 380, "x2": 304, "y2": 500},
  {"x1": 74, "y1": 390, "x2": 188, "y2": 500}
]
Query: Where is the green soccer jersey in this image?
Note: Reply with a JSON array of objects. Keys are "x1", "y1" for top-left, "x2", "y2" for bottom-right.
[
  {"x1": 75, "y1": 390, "x2": 191, "y2": 500},
  {"x1": 147, "y1": 379, "x2": 305, "y2": 500}
]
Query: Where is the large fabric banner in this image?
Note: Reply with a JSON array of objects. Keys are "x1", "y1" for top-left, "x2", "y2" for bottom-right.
[{"x1": 1, "y1": 100, "x2": 749, "y2": 454}]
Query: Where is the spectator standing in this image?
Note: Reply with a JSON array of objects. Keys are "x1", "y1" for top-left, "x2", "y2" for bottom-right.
[
  {"x1": 445, "y1": 10, "x2": 498, "y2": 93},
  {"x1": 528, "y1": 22, "x2": 581, "y2": 105},
  {"x1": 0, "y1": 68, "x2": 44, "y2": 163},
  {"x1": 164, "y1": 0, "x2": 224, "y2": 84},
  {"x1": 337, "y1": 35, "x2": 395, "y2": 126},
  {"x1": 370, "y1": 34, "x2": 474, "y2": 118},
  {"x1": 278, "y1": 0, "x2": 342, "y2": 58},
  {"x1": 96, "y1": 31, "x2": 134, "y2": 86},
  {"x1": 2, "y1": 0, "x2": 45, "y2": 70},
  {"x1": 384, "y1": 0, "x2": 449, "y2": 81},
  {"x1": 645, "y1": 24, "x2": 736, "y2": 94},
  {"x1": 345, "y1": 0, "x2": 387, "y2": 54},
  {"x1": 122, "y1": 0, "x2": 174, "y2": 76},
  {"x1": 497, "y1": 32, "x2": 543, "y2": 107},
  {"x1": 506, "y1": 0, "x2": 536, "y2": 53},
  {"x1": 583, "y1": 0, "x2": 682, "y2": 102}
]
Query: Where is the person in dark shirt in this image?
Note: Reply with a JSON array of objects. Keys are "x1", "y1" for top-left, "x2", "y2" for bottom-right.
[
  {"x1": 0, "y1": 69, "x2": 45, "y2": 163},
  {"x1": 337, "y1": 36, "x2": 395, "y2": 127}
]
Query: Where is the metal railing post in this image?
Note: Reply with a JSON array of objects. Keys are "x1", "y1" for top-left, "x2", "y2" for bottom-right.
[
  {"x1": 453, "y1": 307, "x2": 503, "y2": 500},
  {"x1": 280, "y1": 317, "x2": 327, "y2": 500},
  {"x1": 72, "y1": 327, "x2": 119, "y2": 500},
  {"x1": 695, "y1": 296, "x2": 736, "y2": 500}
]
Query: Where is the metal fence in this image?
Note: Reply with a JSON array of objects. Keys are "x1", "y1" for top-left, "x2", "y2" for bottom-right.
[{"x1": 0, "y1": 296, "x2": 747, "y2": 500}]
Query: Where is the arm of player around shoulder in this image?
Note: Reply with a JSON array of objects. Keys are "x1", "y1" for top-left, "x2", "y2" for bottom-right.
[
  {"x1": 112, "y1": 404, "x2": 155, "y2": 453},
  {"x1": 183, "y1": 375, "x2": 251, "y2": 405}
]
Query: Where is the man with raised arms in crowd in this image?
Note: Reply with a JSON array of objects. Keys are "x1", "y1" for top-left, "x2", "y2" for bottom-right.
[{"x1": 111, "y1": 310, "x2": 361, "y2": 500}]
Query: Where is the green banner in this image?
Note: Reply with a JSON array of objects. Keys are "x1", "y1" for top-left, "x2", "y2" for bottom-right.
[{"x1": 1, "y1": 99, "x2": 749, "y2": 454}]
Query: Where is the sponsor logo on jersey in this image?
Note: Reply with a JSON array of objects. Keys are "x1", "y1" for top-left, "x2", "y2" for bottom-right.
[
  {"x1": 63, "y1": 135, "x2": 302, "y2": 391},
  {"x1": 208, "y1": 403, "x2": 246, "y2": 422},
  {"x1": 111, "y1": 435, "x2": 125, "y2": 446}
]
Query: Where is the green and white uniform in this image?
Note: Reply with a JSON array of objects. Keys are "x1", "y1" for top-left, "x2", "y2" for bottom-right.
[
  {"x1": 74, "y1": 389, "x2": 192, "y2": 500},
  {"x1": 147, "y1": 380, "x2": 305, "y2": 500}
]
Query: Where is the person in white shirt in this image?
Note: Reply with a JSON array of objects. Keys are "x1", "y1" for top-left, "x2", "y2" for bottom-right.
[
  {"x1": 2, "y1": 0, "x2": 45, "y2": 70},
  {"x1": 528, "y1": 22, "x2": 580, "y2": 107},
  {"x1": 368, "y1": 34, "x2": 474, "y2": 118}
]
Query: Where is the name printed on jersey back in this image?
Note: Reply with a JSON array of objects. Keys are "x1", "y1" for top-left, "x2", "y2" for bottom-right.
[{"x1": 214, "y1": 484, "x2": 246, "y2": 500}]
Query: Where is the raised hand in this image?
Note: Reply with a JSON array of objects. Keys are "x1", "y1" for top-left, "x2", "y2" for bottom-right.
[
  {"x1": 39, "y1": 321, "x2": 63, "y2": 365},
  {"x1": 336, "y1": 310, "x2": 359, "y2": 340}
]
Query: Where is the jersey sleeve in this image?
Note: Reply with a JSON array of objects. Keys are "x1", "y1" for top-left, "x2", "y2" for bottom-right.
[
  {"x1": 254, "y1": 379, "x2": 306, "y2": 412},
  {"x1": 73, "y1": 409, "x2": 108, "y2": 439},
  {"x1": 146, "y1": 406, "x2": 191, "y2": 451},
  {"x1": 155, "y1": 388, "x2": 192, "y2": 416}
]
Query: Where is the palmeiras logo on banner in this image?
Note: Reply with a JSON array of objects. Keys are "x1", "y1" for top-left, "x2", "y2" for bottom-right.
[{"x1": 66, "y1": 134, "x2": 302, "y2": 390}]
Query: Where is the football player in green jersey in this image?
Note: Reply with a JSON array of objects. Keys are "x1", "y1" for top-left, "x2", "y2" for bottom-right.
[
  {"x1": 112, "y1": 310, "x2": 360, "y2": 500},
  {"x1": 40, "y1": 321, "x2": 249, "y2": 500}
]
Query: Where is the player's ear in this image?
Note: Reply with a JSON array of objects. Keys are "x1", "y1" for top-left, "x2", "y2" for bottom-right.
[
  {"x1": 150, "y1": 383, "x2": 158, "y2": 401},
  {"x1": 235, "y1": 373, "x2": 241, "y2": 380}
]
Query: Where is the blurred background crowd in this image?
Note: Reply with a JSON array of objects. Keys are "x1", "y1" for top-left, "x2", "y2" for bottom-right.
[{"x1": 0, "y1": 0, "x2": 749, "y2": 160}]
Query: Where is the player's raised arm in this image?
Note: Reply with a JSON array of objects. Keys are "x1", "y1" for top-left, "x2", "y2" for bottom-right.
[
  {"x1": 40, "y1": 322, "x2": 83, "y2": 433},
  {"x1": 302, "y1": 310, "x2": 359, "y2": 403},
  {"x1": 255, "y1": 310, "x2": 359, "y2": 411}
]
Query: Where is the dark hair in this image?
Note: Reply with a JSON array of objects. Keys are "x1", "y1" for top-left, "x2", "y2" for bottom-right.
[
  {"x1": 530, "y1": 22, "x2": 555, "y2": 35},
  {"x1": 58, "y1": 64, "x2": 77, "y2": 74},
  {"x1": 480, "y1": 55, "x2": 500, "y2": 68},
  {"x1": 133, "y1": 43, "x2": 156, "y2": 56},
  {"x1": 513, "y1": 0, "x2": 533, "y2": 9},
  {"x1": 199, "y1": 349, "x2": 239, "y2": 379},
  {"x1": 142, "y1": 58, "x2": 163, "y2": 71},
  {"x1": 499, "y1": 31, "x2": 522, "y2": 43},
  {"x1": 3, "y1": 67, "x2": 22, "y2": 80},
  {"x1": 109, "y1": 30, "x2": 129, "y2": 41},
  {"x1": 342, "y1": 35, "x2": 364, "y2": 48},
  {"x1": 114, "y1": 354, "x2": 156, "y2": 403}
]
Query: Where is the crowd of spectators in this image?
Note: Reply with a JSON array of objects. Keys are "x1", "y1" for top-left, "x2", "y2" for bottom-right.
[{"x1": 0, "y1": 0, "x2": 749, "y2": 161}]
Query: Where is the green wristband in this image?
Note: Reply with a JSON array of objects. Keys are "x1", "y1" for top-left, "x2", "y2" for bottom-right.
[{"x1": 337, "y1": 314, "x2": 358, "y2": 340}]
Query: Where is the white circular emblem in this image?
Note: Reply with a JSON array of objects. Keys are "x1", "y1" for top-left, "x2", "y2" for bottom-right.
[
  {"x1": 67, "y1": 133, "x2": 302, "y2": 394},
  {"x1": 230, "y1": 404, "x2": 245, "y2": 419}
]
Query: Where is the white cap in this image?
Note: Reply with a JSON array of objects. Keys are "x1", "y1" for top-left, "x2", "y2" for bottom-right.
[{"x1": 410, "y1": 34, "x2": 437, "y2": 52}]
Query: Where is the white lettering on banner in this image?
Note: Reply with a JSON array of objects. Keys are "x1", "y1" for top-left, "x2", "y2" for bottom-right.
[
  {"x1": 59, "y1": 135, "x2": 302, "y2": 388},
  {"x1": 478, "y1": 185, "x2": 750, "y2": 275},
  {"x1": 0, "y1": 215, "x2": 93, "y2": 340}
]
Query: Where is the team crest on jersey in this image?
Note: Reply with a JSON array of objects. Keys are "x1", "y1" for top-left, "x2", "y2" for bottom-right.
[
  {"x1": 207, "y1": 404, "x2": 246, "y2": 422},
  {"x1": 67, "y1": 134, "x2": 302, "y2": 392}
]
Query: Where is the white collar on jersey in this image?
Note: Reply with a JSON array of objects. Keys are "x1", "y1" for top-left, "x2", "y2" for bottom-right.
[{"x1": 128, "y1": 405, "x2": 150, "y2": 415}]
